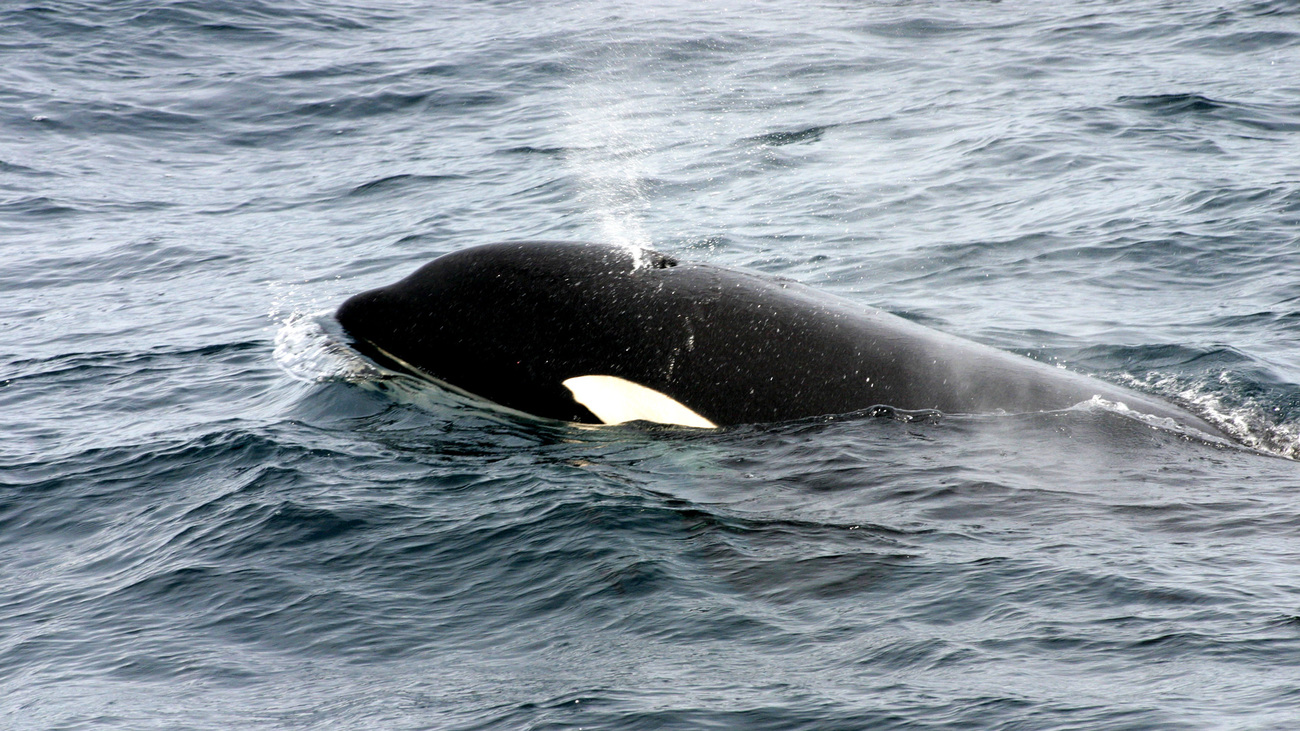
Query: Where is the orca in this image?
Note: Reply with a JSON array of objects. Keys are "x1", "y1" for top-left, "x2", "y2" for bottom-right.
[{"x1": 335, "y1": 241, "x2": 1225, "y2": 437}]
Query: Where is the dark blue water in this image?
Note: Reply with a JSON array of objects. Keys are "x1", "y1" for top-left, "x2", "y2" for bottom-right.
[{"x1": 4, "y1": 1, "x2": 1300, "y2": 728}]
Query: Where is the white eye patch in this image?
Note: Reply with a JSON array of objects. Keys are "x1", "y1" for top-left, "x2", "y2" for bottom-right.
[{"x1": 562, "y1": 375, "x2": 717, "y2": 429}]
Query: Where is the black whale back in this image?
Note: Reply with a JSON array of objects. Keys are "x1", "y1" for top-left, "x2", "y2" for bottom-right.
[{"x1": 336, "y1": 241, "x2": 1222, "y2": 435}]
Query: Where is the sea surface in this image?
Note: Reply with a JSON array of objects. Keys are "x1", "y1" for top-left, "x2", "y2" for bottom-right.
[{"x1": 4, "y1": 1, "x2": 1300, "y2": 729}]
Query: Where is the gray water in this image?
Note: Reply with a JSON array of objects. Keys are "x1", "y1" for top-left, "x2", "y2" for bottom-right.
[{"x1": 3, "y1": 1, "x2": 1300, "y2": 729}]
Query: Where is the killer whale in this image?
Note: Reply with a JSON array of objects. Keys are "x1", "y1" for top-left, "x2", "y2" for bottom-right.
[{"x1": 335, "y1": 241, "x2": 1224, "y2": 437}]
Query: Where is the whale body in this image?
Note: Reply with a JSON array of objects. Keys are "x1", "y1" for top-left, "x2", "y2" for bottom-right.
[{"x1": 335, "y1": 241, "x2": 1223, "y2": 436}]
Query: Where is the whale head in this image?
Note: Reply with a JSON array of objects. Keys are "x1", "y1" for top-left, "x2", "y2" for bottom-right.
[{"x1": 335, "y1": 241, "x2": 706, "y2": 425}]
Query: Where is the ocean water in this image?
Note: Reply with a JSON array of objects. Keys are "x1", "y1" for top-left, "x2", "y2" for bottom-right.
[{"x1": 3, "y1": 0, "x2": 1300, "y2": 728}]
